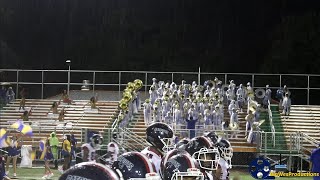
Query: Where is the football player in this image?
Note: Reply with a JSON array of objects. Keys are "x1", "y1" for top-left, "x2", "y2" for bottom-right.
[
  {"x1": 81, "y1": 134, "x2": 103, "y2": 162},
  {"x1": 141, "y1": 123, "x2": 174, "y2": 174}
]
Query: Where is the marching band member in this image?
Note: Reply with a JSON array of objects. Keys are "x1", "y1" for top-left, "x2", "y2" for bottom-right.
[
  {"x1": 152, "y1": 100, "x2": 161, "y2": 123},
  {"x1": 236, "y1": 84, "x2": 245, "y2": 113},
  {"x1": 149, "y1": 86, "x2": 158, "y2": 105},
  {"x1": 282, "y1": 93, "x2": 291, "y2": 116},
  {"x1": 226, "y1": 85, "x2": 235, "y2": 105},
  {"x1": 161, "y1": 97, "x2": 171, "y2": 121},
  {"x1": 245, "y1": 111, "x2": 255, "y2": 137},
  {"x1": 246, "y1": 82, "x2": 254, "y2": 102},
  {"x1": 143, "y1": 99, "x2": 152, "y2": 125},
  {"x1": 164, "y1": 111, "x2": 173, "y2": 126},
  {"x1": 230, "y1": 108, "x2": 239, "y2": 139},
  {"x1": 228, "y1": 100, "x2": 237, "y2": 116},
  {"x1": 152, "y1": 78, "x2": 158, "y2": 90},
  {"x1": 263, "y1": 85, "x2": 272, "y2": 108},
  {"x1": 203, "y1": 106, "x2": 213, "y2": 132},
  {"x1": 212, "y1": 105, "x2": 223, "y2": 130}
]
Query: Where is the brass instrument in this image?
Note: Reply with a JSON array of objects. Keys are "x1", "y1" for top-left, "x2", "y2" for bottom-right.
[
  {"x1": 229, "y1": 121, "x2": 239, "y2": 130},
  {"x1": 133, "y1": 79, "x2": 143, "y2": 91},
  {"x1": 127, "y1": 82, "x2": 135, "y2": 92},
  {"x1": 122, "y1": 91, "x2": 133, "y2": 103},
  {"x1": 248, "y1": 101, "x2": 259, "y2": 114},
  {"x1": 118, "y1": 99, "x2": 128, "y2": 111}
]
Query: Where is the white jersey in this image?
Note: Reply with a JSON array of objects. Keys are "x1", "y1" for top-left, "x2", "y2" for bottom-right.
[
  {"x1": 81, "y1": 143, "x2": 96, "y2": 162},
  {"x1": 218, "y1": 158, "x2": 231, "y2": 180},
  {"x1": 106, "y1": 142, "x2": 119, "y2": 166},
  {"x1": 141, "y1": 146, "x2": 163, "y2": 174}
]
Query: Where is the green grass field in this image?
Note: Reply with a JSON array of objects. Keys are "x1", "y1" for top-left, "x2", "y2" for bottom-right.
[{"x1": 5, "y1": 167, "x2": 314, "y2": 180}]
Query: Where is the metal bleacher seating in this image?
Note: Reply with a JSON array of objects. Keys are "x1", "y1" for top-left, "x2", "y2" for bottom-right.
[{"x1": 0, "y1": 99, "x2": 118, "y2": 147}]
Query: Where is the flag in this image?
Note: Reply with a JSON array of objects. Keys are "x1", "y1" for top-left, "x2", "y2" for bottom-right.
[
  {"x1": 11, "y1": 120, "x2": 24, "y2": 131},
  {"x1": 0, "y1": 129, "x2": 8, "y2": 148},
  {"x1": 21, "y1": 124, "x2": 33, "y2": 136}
]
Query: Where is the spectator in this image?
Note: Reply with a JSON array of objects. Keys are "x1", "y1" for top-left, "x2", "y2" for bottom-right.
[
  {"x1": 48, "y1": 102, "x2": 59, "y2": 114},
  {"x1": 59, "y1": 90, "x2": 72, "y2": 105},
  {"x1": 83, "y1": 96, "x2": 100, "y2": 111},
  {"x1": 5, "y1": 135, "x2": 21, "y2": 178},
  {"x1": 6, "y1": 87, "x2": 15, "y2": 104},
  {"x1": 42, "y1": 139, "x2": 54, "y2": 179},
  {"x1": 19, "y1": 88, "x2": 27, "y2": 110},
  {"x1": 70, "y1": 134, "x2": 77, "y2": 163},
  {"x1": 49, "y1": 132, "x2": 59, "y2": 169},
  {"x1": 58, "y1": 107, "x2": 66, "y2": 122},
  {"x1": 21, "y1": 109, "x2": 32, "y2": 125},
  {"x1": 60, "y1": 134, "x2": 71, "y2": 173},
  {"x1": 282, "y1": 93, "x2": 291, "y2": 116},
  {"x1": 310, "y1": 144, "x2": 320, "y2": 180},
  {"x1": 0, "y1": 86, "x2": 6, "y2": 106}
]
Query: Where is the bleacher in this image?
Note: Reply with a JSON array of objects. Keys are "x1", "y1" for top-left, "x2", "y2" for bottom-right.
[
  {"x1": 128, "y1": 105, "x2": 258, "y2": 153},
  {"x1": 0, "y1": 99, "x2": 118, "y2": 147},
  {"x1": 281, "y1": 105, "x2": 320, "y2": 151}
]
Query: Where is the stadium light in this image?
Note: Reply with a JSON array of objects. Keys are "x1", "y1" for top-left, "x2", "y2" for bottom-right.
[{"x1": 66, "y1": 59, "x2": 71, "y2": 95}]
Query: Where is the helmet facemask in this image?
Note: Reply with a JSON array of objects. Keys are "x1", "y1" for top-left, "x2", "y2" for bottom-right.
[
  {"x1": 193, "y1": 147, "x2": 220, "y2": 171},
  {"x1": 172, "y1": 168, "x2": 204, "y2": 180},
  {"x1": 161, "y1": 136, "x2": 176, "y2": 153},
  {"x1": 220, "y1": 147, "x2": 233, "y2": 164}
]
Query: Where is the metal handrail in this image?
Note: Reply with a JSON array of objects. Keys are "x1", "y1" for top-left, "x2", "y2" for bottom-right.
[
  {"x1": 1, "y1": 69, "x2": 320, "y2": 104},
  {"x1": 267, "y1": 100, "x2": 276, "y2": 147}
]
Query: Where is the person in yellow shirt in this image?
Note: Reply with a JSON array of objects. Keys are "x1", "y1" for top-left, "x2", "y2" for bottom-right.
[{"x1": 60, "y1": 135, "x2": 71, "y2": 173}]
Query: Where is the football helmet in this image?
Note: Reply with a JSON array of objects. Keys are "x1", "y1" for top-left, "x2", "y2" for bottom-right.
[
  {"x1": 160, "y1": 149, "x2": 188, "y2": 178},
  {"x1": 146, "y1": 123, "x2": 174, "y2": 152},
  {"x1": 205, "y1": 131, "x2": 221, "y2": 145},
  {"x1": 112, "y1": 152, "x2": 160, "y2": 180},
  {"x1": 90, "y1": 134, "x2": 103, "y2": 150},
  {"x1": 185, "y1": 136, "x2": 213, "y2": 156},
  {"x1": 185, "y1": 136, "x2": 220, "y2": 171},
  {"x1": 215, "y1": 139, "x2": 233, "y2": 164},
  {"x1": 175, "y1": 138, "x2": 190, "y2": 150},
  {"x1": 163, "y1": 153, "x2": 204, "y2": 180},
  {"x1": 59, "y1": 162, "x2": 119, "y2": 180}
]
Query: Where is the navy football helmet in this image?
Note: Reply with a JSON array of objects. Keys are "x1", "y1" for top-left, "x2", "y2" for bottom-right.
[
  {"x1": 160, "y1": 149, "x2": 188, "y2": 178},
  {"x1": 205, "y1": 131, "x2": 221, "y2": 145},
  {"x1": 112, "y1": 152, "x2": 160, "y2": 180},
  {"x1": 175, "y1": 138, "x2": 190, "y2": 150},
  {"x1": 146, "y1": 122, "x2": 174, "y2": 152},
  {"x1": 59, "y1": 162, "x2": 119, "y2": 180},
  {"x1": 185, "y1": 136, "x2": 220, "y2": 171},
  {"x1": 163, "y1": 153, "x2": 204, "y2": 180}
]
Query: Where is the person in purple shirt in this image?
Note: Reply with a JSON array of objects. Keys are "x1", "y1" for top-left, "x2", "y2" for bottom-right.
[{"x1": 310, "y1": 144, "x2": 320, "y2": 180}]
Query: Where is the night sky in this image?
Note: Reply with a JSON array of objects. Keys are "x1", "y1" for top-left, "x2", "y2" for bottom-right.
[{"x1": 0, "y1": 0, "x2": 320, "y2": 73}]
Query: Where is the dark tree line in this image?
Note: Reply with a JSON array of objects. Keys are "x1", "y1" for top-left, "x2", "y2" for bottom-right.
[{"x1": 0, "y1": 0, "x2": 319, "y2": 73}]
